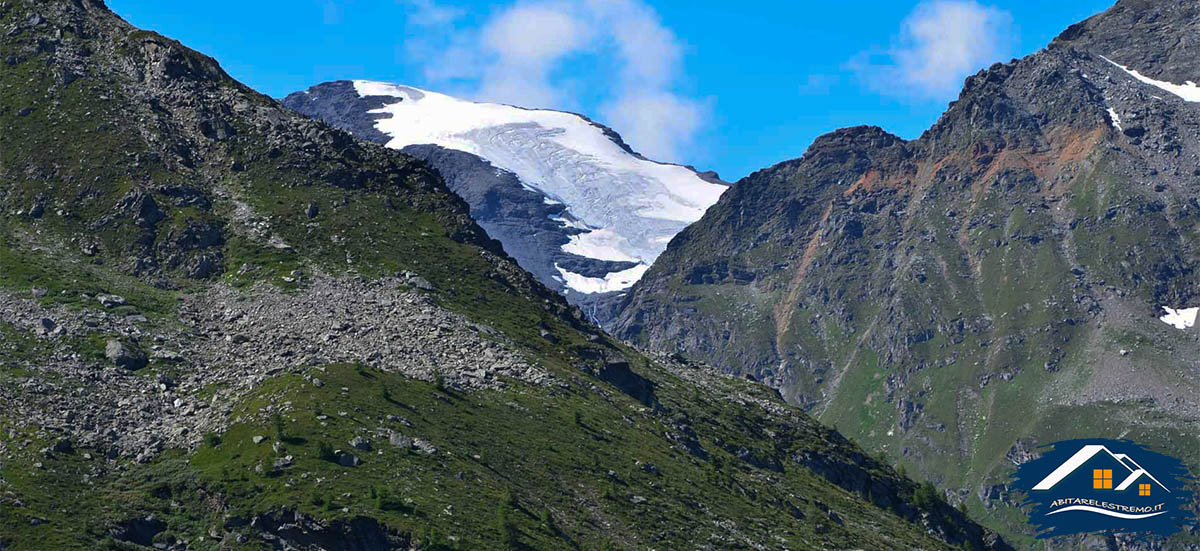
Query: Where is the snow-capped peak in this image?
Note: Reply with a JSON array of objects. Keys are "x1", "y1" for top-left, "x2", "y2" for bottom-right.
[{"x1": 350, "y1": 80, "x2": 726, "y2": 294}]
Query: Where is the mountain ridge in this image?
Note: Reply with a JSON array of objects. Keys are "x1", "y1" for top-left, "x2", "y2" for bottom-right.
[
  {"x1": 612, "y1": 0, "x2": 1199, "y2": 546},
  {"x1": 282, "y1": 80, "x2": 726, "y2": 319},
  {"x1": 0, "y1": 0, "x2": 1008, "y2": 549}
]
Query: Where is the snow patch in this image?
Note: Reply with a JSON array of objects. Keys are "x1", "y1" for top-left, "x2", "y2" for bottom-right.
[
  {"x1": 353, "y1": 80, "x2": 412, "y2": 98},
  {"x1": 561, "y1": 228, "x2": 640, "y2": 263},
  {"x1": 1101, "y1": 56, "x2": 1200, "y2": 103},
  {"x1": 1106, "y1": 107, "x2": 1122, "y2": 131},
  {"x1": 555, "y1": 263, "x2": 649, "y2": 294},
  {"x1": 1159, "y1": 307, "x2": 1198, "y2": 330}
]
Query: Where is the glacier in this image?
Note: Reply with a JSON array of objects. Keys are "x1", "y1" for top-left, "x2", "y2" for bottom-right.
[{"x1": 349, "y1": 81, "x2": 727, "y2": 294}]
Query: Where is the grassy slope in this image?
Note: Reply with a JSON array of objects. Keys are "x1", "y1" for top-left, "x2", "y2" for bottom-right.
[
  {"x1": 0, "y1": 1, "x2": 995, "y2": 549},
  {"x1": 0, "y1": 359, "x2": 973, "y2": 550},
  {"x1": 615, "y1": 111, "x2": 1199, "y2": 547}
]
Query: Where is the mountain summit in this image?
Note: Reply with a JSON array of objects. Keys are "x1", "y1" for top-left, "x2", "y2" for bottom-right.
[
  {"x1": 284, "y1": 81, "x2": 726, "y2": 315},
  {"x1": 613, "y1": 0, "x2": 1199, "y2": 543}
]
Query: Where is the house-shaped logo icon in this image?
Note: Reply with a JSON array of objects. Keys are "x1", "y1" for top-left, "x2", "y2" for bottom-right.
[
  {"x1": 1031, "y1": 445, "x2": 1170, "y2": 519},
  {"x1": 1012, "y1": 439, "x2": 1192, "y2": 538}
]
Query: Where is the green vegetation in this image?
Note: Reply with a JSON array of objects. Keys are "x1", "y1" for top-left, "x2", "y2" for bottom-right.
[
  {"x1": 615, "y1": 108, "x2": 1200, "y2": 548},
  {"x1": 0, "y1": 361, "x2": 981, "y2": 550},
  {"x1": 0, "y1": 1, "x2": 1005, "y2": 549},
  {"x1": 912, "y1": 481, "x2": 941, "y2": 510}
]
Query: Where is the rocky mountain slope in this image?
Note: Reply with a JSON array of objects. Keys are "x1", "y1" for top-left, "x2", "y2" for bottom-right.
[
  {"x1": 613, "y1": 0, "x2": 1200, "y2": 547},
  {"x1": 282, "y1": 81, "x2": 726, "y2": 320},
  {"x1": 0, "y1": 1, "x2": 1005, "y2": 549}
]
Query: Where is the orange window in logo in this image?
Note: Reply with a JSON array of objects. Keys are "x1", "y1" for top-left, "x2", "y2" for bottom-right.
[
  {"x1": 1139, "y1": 483, "x2": 1151, "y2": 496},
  {"x1": 1093, "y1": 469, "x2": 1113, "y2": 489}
]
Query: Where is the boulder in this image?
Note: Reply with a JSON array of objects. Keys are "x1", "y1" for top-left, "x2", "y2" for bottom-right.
[
  {"x1": 336, "y1": 451, "x2": 361, "y2": 467},
  {"x1": 412, "y1": 438, "x2": 437, "y2": 455},
  {"x1": 51, "y1": 438, "x2": 72, "y2": 454},
  {"x1": 36, "y1": 318, "x2": 57, "y2": 336},
  {"x1": 409, "y1": 277, "x2": 435, "y2": 291},
  {"x1": 97, "y1": 294, "x2": 126, "y2": 307},
  {"x1": 105, "y1": 339, "x2": 147, "y2": 370},
  {"x1": 388, "y1": 431, "x2": 412, "y2": 448}
]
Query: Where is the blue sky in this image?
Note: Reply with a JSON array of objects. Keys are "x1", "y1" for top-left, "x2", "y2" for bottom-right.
[{"x1": 109, "y1": 0, "x2": 1114, "y2": 181}]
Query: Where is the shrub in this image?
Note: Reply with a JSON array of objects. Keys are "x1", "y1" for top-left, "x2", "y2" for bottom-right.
[
  {"x1": 496, "y1": 504, "x2": 518, "y2": 548},
  {"x1": 317, "y1": 441, "x2": 336, "y2": 462},
  {"x1": 377, "y1": 488, "x2": 406, "y2": 512},
  {"x1": 540, "y1": 509, "x2": 557, "y2": 534},
  {"x1": 912, "y1": 482, "x2": 940, "y2": 510},
  {"x1": 423, "y1": 524, "x2": 452, "y2": 550},
  {"x1": 271, "y1": 412, "x2": 286, "y2": 441}
]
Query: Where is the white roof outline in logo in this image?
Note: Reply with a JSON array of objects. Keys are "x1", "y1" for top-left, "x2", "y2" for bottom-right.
[{"x1": 1032, "y1": 445, "x2": 1170, "y2": 492}]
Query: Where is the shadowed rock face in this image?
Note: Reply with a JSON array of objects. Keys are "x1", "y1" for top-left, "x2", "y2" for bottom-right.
[
  {"x1": 282, "y1": 81, "x2": 630, "y2": 316},
  {"x1": 282, "y1": 82, "x2": 614, "y2": 296},
  {"x1": 281, "y1": 80, "x2": 394, "y2": 145},
  {"x1": 399, "y1": 143, "x2": 640, "y2": 291},
  {"x1": 614, "y1": 0, "x2": 1200, "y2": 544},
  {"x1": 282, "y1": 81, "x2": 724, "y2": 323},
  {"x1": 244, "y1": 511, "x2": 412, "y2": 551}
]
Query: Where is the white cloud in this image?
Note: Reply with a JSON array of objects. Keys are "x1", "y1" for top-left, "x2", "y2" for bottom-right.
[
  {"x1": 482, "y1": 5, "x2": 589, "y2": 66},
  {"x1": 586, "y1": 0, "x2": 679, "y2": 89},
  {"x1": 403, "y1": 0, "x2": 707, "y2": 163},
  {"x1": 601, "y1": 93, "x2": 707, "y2": 162},
  {"x1": 855, "y1": 0, "x2": 1014, "y2": 99},
  {"x1": 585, "y1": 0, "x2": 708, "y2": 161},
  {"x1": 476, "y1": 4, "x2": 591, "y2": 107}
]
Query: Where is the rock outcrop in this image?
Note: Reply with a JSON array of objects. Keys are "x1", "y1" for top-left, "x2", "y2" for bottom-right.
[{"x1": 613, "y1": 1, "x2": 1200, "y2": 545}]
